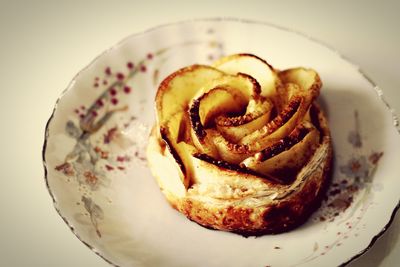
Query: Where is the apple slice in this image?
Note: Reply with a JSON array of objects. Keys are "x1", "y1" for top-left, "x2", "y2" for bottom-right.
[
  {"x1": 197, "y1": 87, "x2": 247, "y2": 127},
  {"x1": 155, "y1": 65, "x2": 227, "y2": 185},
  {"x1": 239, "y1": 67, "x2": 321, "y2": 147},
  {"x1": 213, "y1": 53, "x2": 279, "y2": 98},
  {"x1": 189, "y1": 87, "x2": 245, "y2": 158},
  {"x1": 241, "y1": 123, "x2": 320, "y2": 183},
  {"x1": 156, "y1": 65, "x2": 225, "y2": 126},
  {"x1": 187, "y1": 73, "x2": 262, "y2": 157},
  {"x1": 147, "y1": 127, "x2": 188, "y2": 197},
  {"x1": 278, "y1": 67, "x2": 321, "y2": 97},
  {"x1": 215, "y1": 98, "x2": 272, "y2": 142},
  {"x1": 274, "y1": 82, "x2": 302, "y2": 113}
]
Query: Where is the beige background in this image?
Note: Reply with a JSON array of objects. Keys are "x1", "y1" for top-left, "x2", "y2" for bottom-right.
[{"x1": 0, "y1": 0, "x2": 399, "y2": 266}]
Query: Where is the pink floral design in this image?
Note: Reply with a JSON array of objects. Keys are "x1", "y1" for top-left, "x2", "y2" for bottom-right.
[{"x1": 54, "y1": 38, "x2": 225, "y2": 237}]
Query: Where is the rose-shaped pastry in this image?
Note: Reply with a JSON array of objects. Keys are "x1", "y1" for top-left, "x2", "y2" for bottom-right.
[{"x1": 147, "y1": 54, "x2": 332, "y2": 235}]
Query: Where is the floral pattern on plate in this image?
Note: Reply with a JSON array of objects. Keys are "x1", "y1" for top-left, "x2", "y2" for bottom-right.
[{"x1": 51, "y1": 38, "x2": 224, "y2": 239}]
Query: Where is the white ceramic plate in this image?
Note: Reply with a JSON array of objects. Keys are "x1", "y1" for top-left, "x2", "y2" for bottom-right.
[{"x1": 43, "y1": 18, "x2": 400, "y2": 267}]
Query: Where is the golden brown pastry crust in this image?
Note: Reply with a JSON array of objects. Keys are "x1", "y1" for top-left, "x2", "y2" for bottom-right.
[{"x1": 147, "y1": 104, "x2": 332, "y2": 235}]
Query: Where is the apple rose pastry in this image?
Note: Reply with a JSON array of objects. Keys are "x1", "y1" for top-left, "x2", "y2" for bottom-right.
[{"x1": 147, "y1": 54, "x2": 332, "y2": 235}]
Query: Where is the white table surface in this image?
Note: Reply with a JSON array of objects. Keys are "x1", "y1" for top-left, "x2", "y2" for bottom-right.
[{"x1": 0, "y1": 0, "x2": 399, "y2": 266}]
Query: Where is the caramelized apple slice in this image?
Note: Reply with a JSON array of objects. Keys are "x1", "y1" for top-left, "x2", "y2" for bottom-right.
[
  {"x1": 159, "y1": 111, "x2": 195, "y2": 188},
  {"x1": 198, "y1": 87, "x2": 247, "y2": 127},
  {"x1": 204, "y1": 129, "x2": 252, "y2": 164},
  {"x1": 215, "y1": 98, "x2": 272, "y2": 142},
  {"x1": 213, "y1": 53, "x2": 279, "y2": 97},
  {"x1": 278, "y1": 67, "x2": 321, "y2": 98},
  {"x1": 147, "y1": 127, "x2": 188, "y2": 197},
  {"x1": 241, "y1": 123, "x2": 320, "y2": 183},
  {"x1": 156, "y1": 65, "x2": 225, "y2": 125},
  {"x1": 157, "y1": 66, "x2": 252, "y2": 179},
  {"x1": 274, "y1": 82, "x2": 302, "y2": 113},
  {"x1": 239, "y1": 68, "x2": 321, "y2": 147},
  {"x1": 189, "y1": 87, "x2": 245, "y2": 158},
  {"x1": 239, "y1": 95, "x2": 305, "y2": 145},
  {"x1": 159, "y1": 126, "x2": 189, "y2": 188},
  {"x1": 188, "y1": 73, "x2": 263, "y2": 157}
]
